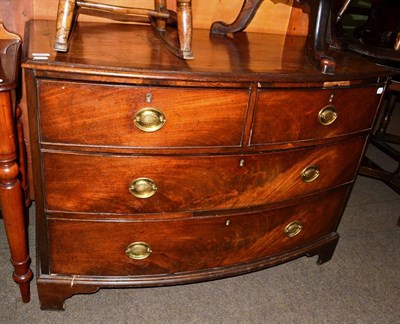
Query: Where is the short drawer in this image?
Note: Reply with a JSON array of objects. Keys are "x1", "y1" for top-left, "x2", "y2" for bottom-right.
[
  {"x1": 43, "y1": 137, "x2": 365, "y2": 213},
  {"x1": 251, "y1": 86, "x2": 383, "y2": 145},
  {"x1": 47, "y1": 186, "x2": 347, "y2": 276},
  {"x1": 38, "y1": 80, "x2": 249, "y2": 148}
]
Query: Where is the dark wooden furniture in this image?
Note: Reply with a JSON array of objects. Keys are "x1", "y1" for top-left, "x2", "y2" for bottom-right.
[
  {"x1": 338, "y1": 0, "x2": 400, "y2": 65},
  {"x1": 54, "y1": 0, "x2": 193, "y2": 59},
  {"x1": 0, "y1": 23, "x2": 33, "y2": 303},
  {"x1": 338, "y1": 0, "x2": 400, "y2": 202},
  {"x1": 23, "y1": 19, "x2": 392, "y2": 310},
  {"x1": 360, "y1": 80, "x2": 400, "y2": 195}
]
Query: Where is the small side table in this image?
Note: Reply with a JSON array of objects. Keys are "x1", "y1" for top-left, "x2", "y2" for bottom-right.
[
  {"x1": 359, "y1": 79, "x2": 400, "y2": 227},
  {"x1": 0, "y1": 23, "x2": 32, "y2": 303}
]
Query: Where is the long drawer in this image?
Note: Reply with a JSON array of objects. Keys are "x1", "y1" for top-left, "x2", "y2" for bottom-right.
[
  {"x1": 47, "y1": 186, "x2": 347, "y2": 276},
  {"x1": 251, "y1": 86, "x2": 383, "y2": 145},
  {"x1": 37, "y1": 80, "x2": 249, "y2": 148},
  {"x1": 43, "y1": 137, "x2": 365, "y2": 213}
]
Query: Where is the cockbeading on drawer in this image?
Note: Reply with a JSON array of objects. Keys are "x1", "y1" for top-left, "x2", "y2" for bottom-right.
[
  {"x1": 42, "y1": 137, "x2": 365, "y2": 214},
  {"x1": 251, "y1": 86, "x2": 382, "y2": 145},
  {"x1": 47, "y1": 186, "x2": 348, "y2": 276},
  {"x1": 38, "y1": 80, "x2": 249, "y2": 148}
]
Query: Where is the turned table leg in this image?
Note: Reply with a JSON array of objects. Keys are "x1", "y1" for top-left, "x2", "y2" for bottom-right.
[
  {"x1": 0, "y1": 92, "x2": 33, "y2": 303},
  {"x1": 54, "y1": 0, "x2": 78, "y2": 52},
  {"x1": 176, "y1": 0, "x2": 194, "y2": 59},
  {"x1": 154, "y1": 0, "x2": 167, "y2": 31}
]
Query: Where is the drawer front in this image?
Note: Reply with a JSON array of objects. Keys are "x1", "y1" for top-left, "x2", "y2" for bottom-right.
[
  {"x1": 47, "y1": 187, "x2": 347, "y2": 276},
  {"x1": 251, "y1": 86, "x2": 382, "y2": 145},
  {"x1": 43, "y1": 137, "x2": 365, "y2": 213},
  {"x1": 37, "y1": 81, "x2": 249, "y2": 148}
]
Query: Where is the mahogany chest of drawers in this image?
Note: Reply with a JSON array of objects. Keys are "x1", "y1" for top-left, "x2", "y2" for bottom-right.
[{"x1": 23, "y1": 20, "x2": 391, "y2": 310}]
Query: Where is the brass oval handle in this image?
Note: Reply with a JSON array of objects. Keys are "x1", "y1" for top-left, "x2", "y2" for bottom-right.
[
  {"x1": 318, "y1": 105, "x2": 338, "y2": 126},
  {"x1": 133, "y1": 107, "x2": 166, "y2": 132},
  {"x1": 301, "y1": 166, "x2": 320, "y2": 183},
  {"x1": 284, "y1": 221, "x2": 303, "y2": 238},
  {"x1": 129, "y1": 178, "x2": 157, "y2": 199},
  {"x1": 125, "y1": 242, "x2": 152, "y2": 260}
]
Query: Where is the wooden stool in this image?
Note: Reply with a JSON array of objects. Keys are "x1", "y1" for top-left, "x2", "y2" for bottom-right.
[{"x1": 54, "y1": 0, "x2": 193, "y2": 59}]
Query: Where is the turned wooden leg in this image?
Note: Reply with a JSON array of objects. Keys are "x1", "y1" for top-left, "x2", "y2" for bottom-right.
[
  {"x1": 154, "y1": 0, "x2": 167, "y2": 31},
  {"x1": 210, "y1": 0, "x2": 264, "y2": 34},
  {"x1": 176, "y1": 0, "x2": 194, "y2": 59},
  {"x1": 54, "y1": 0, "x2": 78, "y2": 52},
  {"x1": 0, "y1": 92, "x2": 33, "y2": 303}
]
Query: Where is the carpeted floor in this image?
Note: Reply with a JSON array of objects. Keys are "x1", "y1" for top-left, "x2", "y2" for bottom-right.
[{"x1": 1, "y1": 145, "x2": 399, "y2": 323}]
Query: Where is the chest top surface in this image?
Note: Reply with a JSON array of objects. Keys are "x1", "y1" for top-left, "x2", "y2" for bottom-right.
[{"x1": 23, "y1": 20, "x2": 391, "y2": 84}]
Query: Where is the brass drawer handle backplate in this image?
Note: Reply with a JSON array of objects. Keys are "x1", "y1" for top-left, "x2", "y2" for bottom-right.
[
  {"x1": 301, "y1": 166, "x2": 320, "y2": 183},
  {"x1": 134, "y1": 107, "x2": 166, "y2": 132},
  {"x1": 318, "y1": 104, "x2": 338, "y2": 126},
  {"x1": 129, "y1": 178, "x2": 158, "y2": 198},
  {"x1": 284, "y1": 221, "x2": 303, "y2": 238},
  {"x1": 125, "y1": 242, "x2": 152, "y2": 260}
]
